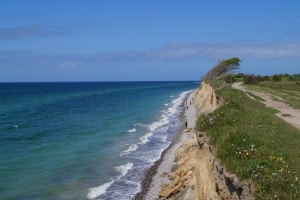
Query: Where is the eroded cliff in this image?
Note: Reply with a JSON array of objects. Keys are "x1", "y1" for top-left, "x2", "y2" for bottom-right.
[
  {"x1": 158, "y1": 82, "x2": 254, "y2": 200},
  {"x1": 193, "y1": 82, "x2": 223, "y2": 117}
]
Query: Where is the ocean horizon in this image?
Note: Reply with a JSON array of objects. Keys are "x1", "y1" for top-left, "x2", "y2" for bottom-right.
[{"x1": 0, "y1": 81, "x2": 198, "y2": 199}]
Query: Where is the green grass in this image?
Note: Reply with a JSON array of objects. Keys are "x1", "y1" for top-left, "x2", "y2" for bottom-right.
[
  {"x1": 211, "y1": 79, "x2": 226, "y2": 90},
  {"x1": 247, "y1": 81, "x2": 300, "y2": 109},
  {"x1": 196, "y1": 84, "x2": 300, "y2": 199}
]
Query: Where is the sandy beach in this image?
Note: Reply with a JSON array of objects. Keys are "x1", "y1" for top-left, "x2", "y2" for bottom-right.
[
  {"x1": 138, "y1": 82, "x2": 254, "y2": 200},
  {"x1": 142, "y1": 91, "x2": 197, "y2": 199}
]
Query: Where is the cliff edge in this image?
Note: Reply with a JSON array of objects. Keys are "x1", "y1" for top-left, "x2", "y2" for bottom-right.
[
  {"x1": 158, "y1": 82, "x2": 254, "y2": 200},
  {"x1": 193, "y1": 82, "x2": 223, "y2": 117}
]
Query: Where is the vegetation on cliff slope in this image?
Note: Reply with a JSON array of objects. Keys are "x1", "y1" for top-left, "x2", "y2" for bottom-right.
[{"x1": 196, "y1": 83, "x2": 300, "y2": 199}]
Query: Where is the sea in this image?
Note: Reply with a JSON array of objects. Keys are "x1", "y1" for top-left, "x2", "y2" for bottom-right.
[{"x1": 0, "y1": 81, "x2": 198, "y2": 200}]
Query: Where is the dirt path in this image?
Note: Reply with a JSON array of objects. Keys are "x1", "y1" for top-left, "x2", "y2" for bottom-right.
[{"x1": 232, "y1": 82, "x2": 300, "y2": 130}]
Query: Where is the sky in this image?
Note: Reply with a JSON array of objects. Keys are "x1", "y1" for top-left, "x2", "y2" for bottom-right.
[{"x1": 1, "y1": 1, "x2": 300, "y2": 82}]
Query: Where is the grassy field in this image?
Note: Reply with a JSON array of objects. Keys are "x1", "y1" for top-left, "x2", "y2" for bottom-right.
[
  {"x1": 196, "y1": 83, "x2": 300, "y2": 199},
  {"x1": 247, "y1": 80, "x2": 300, "y2": 109}
]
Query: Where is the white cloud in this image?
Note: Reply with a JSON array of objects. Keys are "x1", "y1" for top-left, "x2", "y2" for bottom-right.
[
  {"x1": 0, "y1": 25, "x2": 69, "y2": 40},
  {"x1": 144, "y1": 44, "x2": 203, "y2": 59},
  {"x1": 1, "y1": 41, "x2": 300, "y2": 69},
  {"x1": 146, "y1": 42, "x2": 300, "y2": 60}
]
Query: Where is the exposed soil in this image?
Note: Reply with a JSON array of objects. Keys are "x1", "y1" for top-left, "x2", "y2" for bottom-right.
[{"x1": 155, "y1": 83, "x2": 254, "y2": 200}]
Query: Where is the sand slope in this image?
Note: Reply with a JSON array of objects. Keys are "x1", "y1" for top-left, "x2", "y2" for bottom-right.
[{"x1": 145, "y1": 82, "x2": 254, "y2": 200}]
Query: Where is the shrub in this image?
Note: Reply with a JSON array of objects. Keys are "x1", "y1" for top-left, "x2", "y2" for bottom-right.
[
  {"x1": 273, "y1": 74, "x2": 282, "y2": 82},
  {"x1": 235, "y1": 73, "x2": 245, "y2": 79},
  {"x1": 244, "y1": 74, "x2": 258, "y2": 84},
  {"x1": 225, "y1": 74, "x2": 236, "y2": 83}
]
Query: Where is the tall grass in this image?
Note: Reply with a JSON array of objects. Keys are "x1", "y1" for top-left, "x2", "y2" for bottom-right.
[{"x1": 196, "y1": 84, "x2": 300, "y2": 199}]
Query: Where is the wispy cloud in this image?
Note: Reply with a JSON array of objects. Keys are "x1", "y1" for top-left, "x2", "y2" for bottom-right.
[
  {"x1": 144, "y1": 43, "x2": 203, "y2": 59},
  {"x1": 0, "y1": 25, "x2": 69, "y2": 40},
  {"x1": 1, "y1": 41, "x2": 300, "y2": 68},
  {"x1": 144, "y1": 42, "x2": 300, "y2": 60}
]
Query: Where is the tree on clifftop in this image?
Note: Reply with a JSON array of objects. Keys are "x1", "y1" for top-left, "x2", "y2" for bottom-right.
[{"x1": 202, "y1": 57, "x2": 241, "y2": 82}]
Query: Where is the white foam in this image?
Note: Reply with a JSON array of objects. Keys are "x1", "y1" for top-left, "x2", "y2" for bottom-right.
[
  {"x1": 148, "y1": 116, "x2": 169, "y2": 132},
  {"x1": 135, "y1": 123, "x2": 148, "y2": 128},
  {"x1": 157, "y1": 126, "x2": 168, "y2": 132},
  {"x1": 138, "y1": 91, "x2": 193, "y2": 145},
  {"x1": 125, "y1": 179, "x2": 141, "y2": 187},
  {"x1": 139, "y1": 132, "x2": 153, "y2": 144},
  {"x1": 165, "y1": 92, "x2": 187, "y2": 117},
  {"x1": 127, "y1": 128, "x2": 136, "y2": 133},
  {"x1": 86, "y1": 91, "x2": 194, "y2": 200},
  {"x1": 87, "y1": 163, "x2": 134, "y2": 199},
  {"x1": 161, "y1": 135, "x2": 168, "y2": 142},
  {"x1": 167, "y1": 90, "x2": 193, "y2": 116},
  {"x1": 115, "y1": 162, "x2": 134, "y2": 177},
  {"x1": 120, "y1": 144, "x2": 138, "y2": 156},
  {"x1": 137, "y1": 146, "x2": 168, "y2": 163},
  {"x1": 87, "y1": 180, "x2": 113, "y2": 199}
]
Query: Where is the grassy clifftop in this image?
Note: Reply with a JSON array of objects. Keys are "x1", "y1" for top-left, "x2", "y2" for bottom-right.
[{"x1": 196, "y1": 82, "x2": 300, "y2": 199}]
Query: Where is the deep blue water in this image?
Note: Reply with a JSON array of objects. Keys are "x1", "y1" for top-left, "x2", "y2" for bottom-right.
[{"x1": 0, "y1": 81, "x2": 198, "y2": 200}]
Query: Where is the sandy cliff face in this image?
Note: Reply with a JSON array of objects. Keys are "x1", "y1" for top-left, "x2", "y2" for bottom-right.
[
  {"x1": 193, "y1": 82, "x2": 223, "y2": 117},
  {"x1": 158, "y1": 82, "x2": 254, "y2": 200}
]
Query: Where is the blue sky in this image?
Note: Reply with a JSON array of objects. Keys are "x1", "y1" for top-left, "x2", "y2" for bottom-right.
[{"x1": 1, "y1": 1, "x2": 300, "y2": 82}]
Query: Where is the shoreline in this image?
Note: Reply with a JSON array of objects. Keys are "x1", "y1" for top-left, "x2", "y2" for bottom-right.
[
  {"x1": 136, "y1": 82, "x2": 257, "y2": 200},
  {"x1": 134, "y1": 91, "x2": 196, "y2": 200}
]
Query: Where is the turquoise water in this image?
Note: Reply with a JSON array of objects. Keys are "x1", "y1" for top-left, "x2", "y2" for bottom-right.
[{"x1": 0, "y1": 81, "x2": 198, "y2": 199}]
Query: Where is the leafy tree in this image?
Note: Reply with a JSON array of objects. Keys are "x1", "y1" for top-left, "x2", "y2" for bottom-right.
[
  {"x1": 273, "y1": 74, "x2": 282, "y2": 82},
  {"x1": 202, "y1": 57, "x2": 241, "y2": 82},
  {"x1": 221, "y1": 57, "x2": 241, "y2": 71}
]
